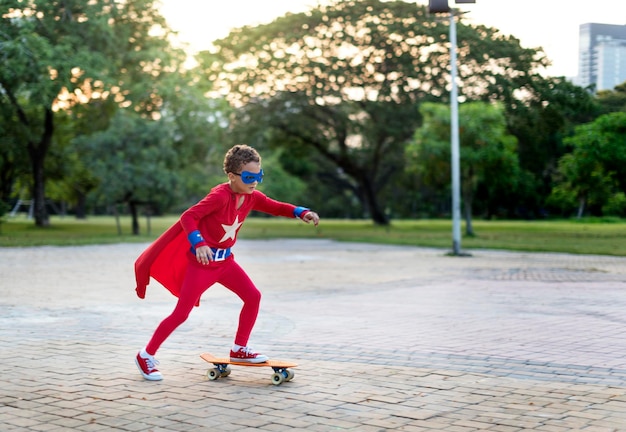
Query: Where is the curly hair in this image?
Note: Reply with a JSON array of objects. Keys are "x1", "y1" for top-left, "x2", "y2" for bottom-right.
[{"x1": 223, "y1": 144, "x2": 262, "y2": 174}]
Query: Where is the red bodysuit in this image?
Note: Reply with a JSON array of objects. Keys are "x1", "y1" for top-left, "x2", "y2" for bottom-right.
[{"x1": 134, "y1": 183, "x2": 299, "y2": 354}]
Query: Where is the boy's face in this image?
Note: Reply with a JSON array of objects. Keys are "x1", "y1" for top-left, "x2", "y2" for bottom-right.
[{"x1": 228, "y1": 161, "x2": 263, "y2": 194}]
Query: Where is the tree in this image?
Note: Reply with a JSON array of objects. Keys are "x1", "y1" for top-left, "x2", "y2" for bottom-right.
[
  {"x1": 45, "y1": 99, "x2": 117, "y2": 218},
  {"x1": 0, "y1": 0, "x2": 181, "y2": 226},
  {"x1": 504, "y1": 78, "x2": 599, "y2": 217},
  {"x1": 154, "y1": 68, "x2": 234, "y2": 203},
  {"x1": 0, "y1": 100, "x2": 31, "y2": 203},
  {"x1": 548, "y1": 152, "x2": 612, "y2": 218},
  {"x1": 198, "y1": 0, "x2": 550, "y2": 224},
  {"x1": 596, "y1": 81, "x2": 626, "y2": 115},
  {"x1": 73, "y1": 110, "x2": 180, "y2": 234},
  {"x1": 408, "y1": 102, "x2": 521, "y2": 234},
  {"x1": 550, "y1": 112, "x2": 626, "y2": 217}
]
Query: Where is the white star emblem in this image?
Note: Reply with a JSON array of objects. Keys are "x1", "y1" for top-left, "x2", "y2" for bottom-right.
[{"x1": 219, "y1": 215, "x2": 243, "y2": 243}]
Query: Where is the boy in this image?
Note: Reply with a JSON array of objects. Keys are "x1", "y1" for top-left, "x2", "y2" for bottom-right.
[{"x1": 134, "y1": 144, "x2": 319, "y2": 380}]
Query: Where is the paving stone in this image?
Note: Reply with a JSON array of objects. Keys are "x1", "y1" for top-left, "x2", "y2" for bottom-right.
[{"x1": 1, "y1": 240, "x2": 626, "y2": 431}]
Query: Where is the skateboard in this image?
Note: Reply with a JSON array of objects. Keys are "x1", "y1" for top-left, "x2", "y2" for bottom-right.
[{"x1": 200, "y1": 352, "x2": 297, "y2": 385}]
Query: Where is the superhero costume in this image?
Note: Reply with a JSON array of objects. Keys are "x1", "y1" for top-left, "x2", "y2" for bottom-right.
[
  {"x1": 135, "y1": 183, "x2": 305, "y2": 300},
  {"x1": 134, "y1": 182, "x2": 308, "y2": 352}
]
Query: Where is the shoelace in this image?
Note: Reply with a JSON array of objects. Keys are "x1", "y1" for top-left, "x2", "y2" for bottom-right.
[
  {"x1": 240, "y1": 347, "x2": 256, "y2": 356},
  {"x1": 144, "y1": 355, "x2": 160, "y2": 369}
]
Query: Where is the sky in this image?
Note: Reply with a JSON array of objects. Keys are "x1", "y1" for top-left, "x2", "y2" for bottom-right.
[{"x1": 160, "y1": 0, "x2": 626, "y2": 79}]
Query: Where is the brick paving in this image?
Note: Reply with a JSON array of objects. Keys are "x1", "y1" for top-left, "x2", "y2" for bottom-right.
[{"x1": 1, "y1": 239, "x2": 626, "y2": 431}]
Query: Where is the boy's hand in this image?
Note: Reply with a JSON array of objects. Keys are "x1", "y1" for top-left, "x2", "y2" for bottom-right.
[
  {"x1": 303, "y1": 211, "x2": 320, "y2": 226},
  {"x1": 195, "y1": 245, "x2": 213, "y2": 265}
]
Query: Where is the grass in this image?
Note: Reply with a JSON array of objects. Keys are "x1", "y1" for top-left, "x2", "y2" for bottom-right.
[{"x1": 2, "y1": 215, "x2": 626, "y2": 256}]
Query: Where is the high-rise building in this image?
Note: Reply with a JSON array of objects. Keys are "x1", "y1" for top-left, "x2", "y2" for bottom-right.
[{"x1": 578, "y1": 23, "x2": 626, "y2": 91}]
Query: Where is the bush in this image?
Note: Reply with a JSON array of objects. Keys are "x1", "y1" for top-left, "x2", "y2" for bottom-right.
[{"x1": 602, "y1": 192, "x2": 626, "y2": 217}]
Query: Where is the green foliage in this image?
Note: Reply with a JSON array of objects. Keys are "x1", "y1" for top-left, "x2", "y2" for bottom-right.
[
  {"x1": 198, "y1": 0, "x2": 552, "y2": 225},
  {"x1": 256, "y1": 150, "x2": 307, "y2": 205},
  {"x1": 551, "y1": 112, "x2": 626, "y2": 217},
  {"x1": 158, "y1": 78, "x2": 233, "y2": 202},
  {"x1": 408, "y1": 101, "x2": 523, "y2": 222},
  {"x1": 602, "y1": 192, "x2": 626, "y2": 217},
  {"x1": 596, "y1": 81, "x2": 626, "y2": 115},
  {"x1": 72, "y1": 110, "x2": 181, "y2": 214},
  {"x1": 546, "y1": 183, "x2": 578, "y2": 217},
  {"x1": 1, "y1": 0, "x2": 617, "y2": 228},
  {"x1": 0, "y1": 109, "x2": 30, "y2": 201},
  {"x1": 505, "y1": 78, "x2": 599, "y2": 215},
  {"x1": 0, "y1": 0, "x2": 186, "y2": 225}
]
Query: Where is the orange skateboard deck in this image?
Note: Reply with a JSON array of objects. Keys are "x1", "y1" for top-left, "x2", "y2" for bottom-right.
[{"x1": 200, "y1": 352, "x2": 297, "y2": 385}]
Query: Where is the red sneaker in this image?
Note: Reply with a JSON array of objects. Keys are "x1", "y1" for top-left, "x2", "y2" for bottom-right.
[
  {"x1": 135, "y1": 350, "x2": 163, "y2": 381},
  {"x1": 230, "y1": 347, "x2": 269, "y2": 364}
]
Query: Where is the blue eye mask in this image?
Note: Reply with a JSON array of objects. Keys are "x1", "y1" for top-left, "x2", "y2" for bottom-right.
[{"x1": 236, "y1": 169, "x2": 264, "y2": 184}]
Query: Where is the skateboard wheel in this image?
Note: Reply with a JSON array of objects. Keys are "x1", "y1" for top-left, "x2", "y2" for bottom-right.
[
  {"x1": 207, "y1": 368, "x2": 221, "y2": 380},
  {"x1": 220, "y1": 366, "x2": 232, "y2": 378},
  {"x1": 285, "y1": 370, "x2": 295, "y2": 382},
  {"x1": 271, "y1": 372, "x2": 285, "y2": 385}
]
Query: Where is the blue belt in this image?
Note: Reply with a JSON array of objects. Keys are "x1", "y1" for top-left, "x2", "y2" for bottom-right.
[
  {"x1": 191, "y1": 247, "x2": 231, "y2": 261},
  {"x1": 211, "y1": 247, "x2": 231, "y2": 261}
]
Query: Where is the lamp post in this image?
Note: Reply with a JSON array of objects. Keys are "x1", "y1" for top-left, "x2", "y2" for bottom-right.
[
  {"x1": 428, "y1": 0, "x2": 474, "y2": 256},
  {"x1": 448, "y1": 10, "x2": 461, "y2": 256}
]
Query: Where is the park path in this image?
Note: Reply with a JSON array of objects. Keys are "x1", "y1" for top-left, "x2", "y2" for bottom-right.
[{"x1": 1, "y1": 239, "x2": 626, "y2": 431}]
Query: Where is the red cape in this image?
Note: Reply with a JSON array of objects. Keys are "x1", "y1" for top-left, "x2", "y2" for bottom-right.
[{"x1": 134, "y1": 221, "x2": 199, "y2": 305}]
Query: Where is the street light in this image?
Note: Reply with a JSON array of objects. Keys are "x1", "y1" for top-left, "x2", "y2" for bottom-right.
[{"x1": 428, "y1": 0, "x2": 474, "y2": 256}]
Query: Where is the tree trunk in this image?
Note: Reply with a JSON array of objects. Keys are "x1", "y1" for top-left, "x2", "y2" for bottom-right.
[
  {"x1": 28, "y1": 108, "x2": 54, "y2": 227},
  {"x1": 360, "y1": 175, "x2": 388, "y2": 225},
  {"x1": 577, "y1": 196, "x2": 585, "y2": 219},
  {"x1": 74, "y1": 192, "x2": 87, "y2": 219},
  {"x1": 145, "y1": 205, "x2": 152, "y2": 236},
  {"x1": 129, "y1": 200, "x2": 140, "y2": 235},
  {"x1": 113, "y1": 204, "x2": 122, "y2": 235},
  {"x1": 462, "y1": 170, "x2": 475, "y2": 236},
  {"x1": 30, "y1": 154, "x2": 49, "y2": 226},
  {"x1": 0, "y1": 160, "x2": 15, "y2": 203},
  {"x1": 463, "y1": 197, "x2": 474, "y2": 237}
]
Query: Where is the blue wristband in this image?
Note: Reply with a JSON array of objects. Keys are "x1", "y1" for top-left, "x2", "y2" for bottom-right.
[
  {"x1": 294, "y1": 206, "x2": 309, "y2": 218},
  {"x1": 187, "y1": 230, "x2": 205, "y2": 247}
]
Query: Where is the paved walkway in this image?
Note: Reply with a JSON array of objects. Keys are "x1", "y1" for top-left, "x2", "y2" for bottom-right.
[{"x1": 1, "y1": 239, "x2": 626, "y2": 431}]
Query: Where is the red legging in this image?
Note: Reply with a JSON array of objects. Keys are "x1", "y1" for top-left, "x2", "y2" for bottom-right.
[{"x1": 145, "y1": 257, "x2": 261, "y2": 355}]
